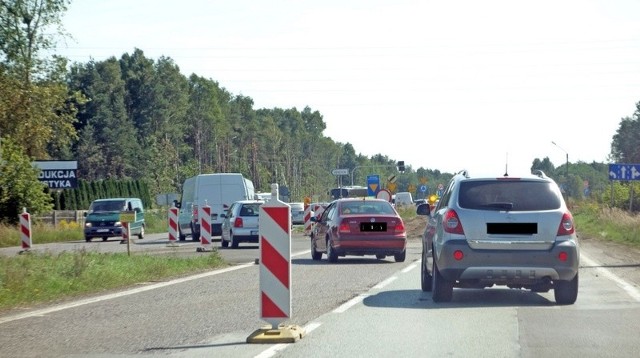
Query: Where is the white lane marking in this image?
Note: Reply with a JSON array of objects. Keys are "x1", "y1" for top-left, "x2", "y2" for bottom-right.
[
  {"x1": 0, "y1": 262, "x2": 255, "y2": 325},
  {"x1": 333, "y1": 294, "x2": 368, "y2": 313},
  {"x1": 581, "y1": 252, "x2": 640, "y2": 302},
  {"x1": 402, "y1": 263, "x2": 418, "y2": 273},
  {"x1": 373, "y1": 276, "x2": 397, "y2": 289},
  {"x1": 292, "y1": 250, "x2": 310, "y2": 257},
  {"x1": 254, "y1": 322, "x2": 322, "y2": 358}
]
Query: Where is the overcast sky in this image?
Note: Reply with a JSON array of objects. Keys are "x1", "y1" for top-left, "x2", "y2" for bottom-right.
[{"x1": 56, "y1": 0, "x2": 640, "y2": 177}]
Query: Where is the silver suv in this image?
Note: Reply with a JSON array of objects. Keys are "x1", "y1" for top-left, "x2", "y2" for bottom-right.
[
  {"x1": 416, "y1": 170, "x2": 579, "y2": 304},
  {"x1": 220, "y1": 200, "x2": 264, "y2": 248}
]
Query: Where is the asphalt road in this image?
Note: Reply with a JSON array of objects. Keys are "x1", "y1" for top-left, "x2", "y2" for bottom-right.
[{"x1": 1, "y1": 231, "x2": 640, "y2": 357}]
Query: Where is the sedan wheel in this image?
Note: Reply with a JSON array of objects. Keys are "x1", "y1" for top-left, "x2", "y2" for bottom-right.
[
  {"x1": 326, "y1": 238, "x2": 338, "y2": 263},
  {"x1": 394, "y1": 250, "x2": 406, "y2": 262},
  {"x1": 311, "y1": 238, "x2": 322, "y2": 260},
  {"x1": 137, "y1": 226, "x2": 145, "y2": 239}
]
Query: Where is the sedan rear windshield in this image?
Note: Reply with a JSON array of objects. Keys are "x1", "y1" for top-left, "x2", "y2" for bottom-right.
[
  {"x1": 458, "y1": 181, "x2": 562, "y2": 211},
  {"x1": 339, "y1": 201, "x2": 395, "y2": 215}
]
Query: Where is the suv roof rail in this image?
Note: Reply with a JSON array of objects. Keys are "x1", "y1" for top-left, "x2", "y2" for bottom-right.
[
  {"x1": 457, "y1": 169, "x2": 469, "y2": 178},
  {"x1": 532, "y1": 169, "x2": 548, "y2": 178}
]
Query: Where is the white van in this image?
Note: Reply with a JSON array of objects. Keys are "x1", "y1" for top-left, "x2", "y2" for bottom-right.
[
  {"x1": 177, "y1": 173, "x2": 255, "y2": 241},
  {"x1": 394, "y1": 191, "x2": 413, "y2": 207}
]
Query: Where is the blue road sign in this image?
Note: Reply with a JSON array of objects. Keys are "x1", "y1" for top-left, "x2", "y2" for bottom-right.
[
  {"x1": 419, "y1": 185, "x2": 427, "y2": 193},
  {"x1": 367, "y1": 175, "x2": 380, "y2": 196},
  {"x1": 608, "y1": 164, "x2": 640, "y2": 181}
]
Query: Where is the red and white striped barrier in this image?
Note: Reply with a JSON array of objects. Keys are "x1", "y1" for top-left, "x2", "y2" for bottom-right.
[
  {"x1": 20, "y1": 208, "x2": 32, "y2": 251},
  {"x1": 259, "y1": 185, "x2": 292, "y2": 327},
  {"x1": 168, "y1": 206, "x2": 178, "y2": 246},
  {"x1": 198, "y1": 204, "x2": 212, "y2": 251},
  {"x1": 303, "y1": 205, "x2": 312, "y2": 236},
  {"x1": 120, "y1": 222, "x2": 129, "y2": 243},
  {"x1": 247, "y1": 184, "x2": 303, "y2": 343}
]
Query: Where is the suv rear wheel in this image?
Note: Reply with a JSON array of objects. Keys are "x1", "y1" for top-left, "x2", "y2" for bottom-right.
[
  {"x1": 432, "y1": 257, "x2": 453, "y2": 302},
  {"x1": 554, "y1": 273, "x2": 579, "y2": 305}
]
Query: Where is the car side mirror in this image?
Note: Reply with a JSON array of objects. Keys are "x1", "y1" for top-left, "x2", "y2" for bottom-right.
[{"x1": 416, "y1": 203, "x2": 431, "y2": 216}]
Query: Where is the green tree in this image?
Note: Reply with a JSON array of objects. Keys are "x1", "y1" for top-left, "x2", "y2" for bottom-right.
[
  {"x1": 0, "y1": 137, "x2": 52, "y2": 224},
  {"x1": 0, "y1": 0, "x2": 79, "y2": 159},
  {"x1": 611, "y1": 103, "x2": 640, "y2": 163}
]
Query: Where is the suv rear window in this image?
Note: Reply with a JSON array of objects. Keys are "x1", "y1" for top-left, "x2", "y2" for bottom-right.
[{"x1": 458, "y1": 180, "x2": 561, "y2": 211}]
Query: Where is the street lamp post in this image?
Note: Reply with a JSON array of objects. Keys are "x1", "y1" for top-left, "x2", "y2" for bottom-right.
[{"x1": 551, "y1": 141, "x2": 569, "y2": 177}]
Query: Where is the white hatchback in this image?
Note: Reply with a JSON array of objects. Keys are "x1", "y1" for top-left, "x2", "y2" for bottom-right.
[{"x1": 220, "y1": 200, "x2": 264, "y2": 248}]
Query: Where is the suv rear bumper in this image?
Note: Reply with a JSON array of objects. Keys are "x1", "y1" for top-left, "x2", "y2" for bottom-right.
[{"x1": 436, "y1": 239, "x2": 579, "y2": 283}]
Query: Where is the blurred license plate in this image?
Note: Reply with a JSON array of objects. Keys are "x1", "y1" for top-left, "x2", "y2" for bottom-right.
[
  {"x1": 97, "y1": 229, "x2": 109, "y2": 233},
  {"x1": 360, "y1": 223, "x2": 387, "y2": 232}
]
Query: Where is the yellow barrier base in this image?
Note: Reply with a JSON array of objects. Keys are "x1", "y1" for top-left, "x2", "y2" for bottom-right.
[{"x1": 246, "y1": 324, "x2": 305, "y2": 344}]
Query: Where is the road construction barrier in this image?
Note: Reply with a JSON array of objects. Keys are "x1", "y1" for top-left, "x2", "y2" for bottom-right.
[
  {"x1": 19, "y1": 208, "x2": 32, "y2": 251},
  {"x1": 247, "y1": 183, "x2": 302, "y2": 343},
  {"x1": 120, "y1": 222, "x2": 129, "y2": 243},
  {"x1": 303, "y1": 205, "x2": 312, "y2": 236},
  {"x1": 198, "y1": 204, "x2": 212, "y2": 251},
  {"x1": 168, "y1": 206, "x2": 178, "y2": 246}
]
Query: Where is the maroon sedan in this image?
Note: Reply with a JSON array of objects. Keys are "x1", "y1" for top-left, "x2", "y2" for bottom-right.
[{"x1": 310, "y1": 198, "x2": 407, "y2": 263}]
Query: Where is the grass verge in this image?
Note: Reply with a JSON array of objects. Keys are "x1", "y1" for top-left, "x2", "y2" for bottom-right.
[
  {"x1": 0, "y1": 249, "x2": 227, "y2": 313},
  {"x1": 572, "y1": 203, "x2": 640, "y2": 247}
]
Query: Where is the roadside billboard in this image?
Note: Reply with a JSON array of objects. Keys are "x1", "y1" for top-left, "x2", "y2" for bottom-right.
[{"x1": 32, "y1": 160, "x2": 78, "y2": 189}]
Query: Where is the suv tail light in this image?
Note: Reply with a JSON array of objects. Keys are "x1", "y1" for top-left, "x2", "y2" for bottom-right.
[
  {"x1": 233, "y1": 217, "x2": 243, "y2": 228},
  {"x1": 557, "y1": 212, "x2": 575, "y2": 236},
  {"x1": 443, "y1": 209, "x2": 464, "y2": 235}
]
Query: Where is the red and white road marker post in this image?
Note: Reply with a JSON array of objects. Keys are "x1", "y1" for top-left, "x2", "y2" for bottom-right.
[
  {"x1": 197, "y1": 203, "x2": 212, "y2": 252},
  {"x1": 167, "y1": 206, "x2": 179, "y2": 247},
  {"x1": 247, "y1": 183, "x2": 305, "y2": 344},
  {"x1": 303, "y1": 204, "x2": 312, "y2": 236},
  {"x1": 19, "y1": 208, "x2": 32, "y2": 253}
]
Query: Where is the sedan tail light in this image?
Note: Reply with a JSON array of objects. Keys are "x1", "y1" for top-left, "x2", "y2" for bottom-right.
[
  {"x1": 339, "y1": 220, "x2": 351, "y2": 233},
  {"x1": 394, "y1": 220, "x2": 405, "y2": 233},
  {"x1": 557, "y1": 212, "x2": 575, "y2": 236},
  {"x1": 192, "y1": 205, "x2": 199, "y2": 223},
  {"x1": 233, "y1": 217, "x2": 244, "y2": 228},
  {"x1": 443, "y1": 209, "x2": 464, "y2": 235}
]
